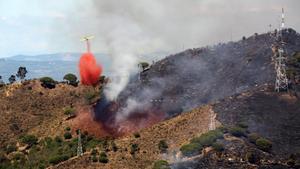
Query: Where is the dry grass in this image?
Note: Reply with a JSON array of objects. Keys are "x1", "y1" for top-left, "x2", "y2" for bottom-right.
[
  {"x1": 52, "y1": 105, "x2": 220, "y2": 169},
  {"x1": 0, "y1": 80, "x2": 100, "y2": 146},
  {"x1": 0, "y1": 81, "x2": 221, "y2": 169}
]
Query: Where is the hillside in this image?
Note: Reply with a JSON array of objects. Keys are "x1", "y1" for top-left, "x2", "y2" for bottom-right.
[
  {"x1": 0, "y1": 29, "x2": 300, "y2": 169},
  {"x1": 0, "y1": 81, "x2": 101, "y2": 146},
  {"x1": 92, "y1": 29, "x2": 300, "y2": 141},
  {"x1": 51, "y1": 106, "x2": 219, "y2": 169},
  {"x1": 1, "y1": 82, "x2": 298, "y2": 169},
  {"x1": 116, "y1": 29, "x2": 300, "y2": 117},
  {"x1": 169, "y1": 84, "x2": 300, "y2": 169},
  {"x1": 213, "y1": 84, "x2": 300, "y2": 155}
]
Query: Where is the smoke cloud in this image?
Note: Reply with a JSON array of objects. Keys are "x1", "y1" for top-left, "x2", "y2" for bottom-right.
[
  {"x1": 88, "y1": 0, "x2": 300, "y2": 100},
  {"x1": 39, "y1": 0, "x2": 299, "y2": 100},
  {"x1": 67, "y1": 0, "x2": 300, "y2": 135},
  {"x1": 47, "y1": 0, "x2": 300, "y2": 54},
  {"x1": 101, "y1": 17, "x2": 154, "y2": 100}
]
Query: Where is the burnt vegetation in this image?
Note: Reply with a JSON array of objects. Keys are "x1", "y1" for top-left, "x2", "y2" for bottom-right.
[
  {"x1": 111, "y1": 29, "x2": 300, "y2": 128},
  {"x1": 0, "y1": 30, "x2": 300, "y2": 169}
]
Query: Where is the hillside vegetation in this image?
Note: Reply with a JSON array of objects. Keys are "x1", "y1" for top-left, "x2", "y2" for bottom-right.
[{"x1": 1, "y1": 30, "x2": 300, "y2": 169}]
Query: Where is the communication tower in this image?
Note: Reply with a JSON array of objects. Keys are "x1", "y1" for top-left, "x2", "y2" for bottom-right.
[
  {"x1": 77, "y1": 129, "x2": 83, "y2": 157},
  {"x1": 273, "y1": 8, "x2": 288, "y2": 92}
]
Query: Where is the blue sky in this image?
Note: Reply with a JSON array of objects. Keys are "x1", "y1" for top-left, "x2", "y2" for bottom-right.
[{"x1": 0, "y1": 0, "x2": 299, "y2": 58}]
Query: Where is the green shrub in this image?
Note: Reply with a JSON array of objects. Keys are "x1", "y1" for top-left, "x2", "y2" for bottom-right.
[
  {"x1": 190, "y1": 130, "x2": 223, "y2": 147},
  {"x1": 111, "y1": 141, "x2": 118, "y2": 152},
  {"x1": 65, "y1": 127, "x2": 71, "y2": 131},
  {"x1": 43, "y1": 137, "x2": 53, "y2": 146},
  {"x1": 99, "y1": 152, "x2": 108, "y2": 163},
  {"x1": 130, "y1": 143, "x2": 139, "y2": 155},
  {"x1": 5, "y1": 144, "x2": 17, "y2": 154},
  {"x1": 102, "y1": 139, "x2": 109, "y2": 151},
  {"x1": 0, "y1": 152, "x2": 8, "y2": 163},
  {"x1": 40, "y1": 77, "x2": 56, "y2": 89},
  {"x1": 84, "y1": 90, "x2": 98, "y2": 104},
  {"x1": 64, "y1": 132, "x2": 72, "y2": 140},
  {"x1": 91, "y1": 155, "x2": 98, "y2": 162},
  {"x1": 153, "y1": 160, "x2": 171, "y2": 169},
  {"x1": 13, "y1": 152, "x2": 26, "y2": 162},
  {"x1": 91, "y1": 149, "x2": 98, "y2": 156},
  {"x1": 237, "y1": 122, "x2": 248, "y2": 129},
  {"x1": 20, "y1": 134, "x2": 38, "y2": 146},
  {"x1": 85, "y1": 138, "x2": 102, "y2": 150},
  {"x1": 212, "y1": 142, "x2": 224, "y2": 152},
  {"x1": 248, "y1": 133, "x2": 260, "y2": 144},
  {"x1": 217, "y1": 126, "x2": 228, "y2": 133},
  {"x1": 255, "y1": 138, "x2": 272, "y2": 152},
  {"x1": 64, "y1": 107, "x2": 75, "y2": 116},
  {"x1": 63, "y1": 73, "x2": 78, "y2": 87},
  {"x1": 0, "y1": 158, "x2": 10, "y2": 169},
  {"x1": 38, "y1": 163, "x2": 46, "y2": 169},
  {"x1": 180, "y1": 143, "x2": 202, "y2": 157},
  {"x1": 158, "y1": 140, "x2": 168, "y2": 153},
  {"x1": 180, "y1": 129, "x2": 224, "y2": 157},
  {"x1": 54, "y1": 136, "x2": 63, "y2": 143},
  {"x1": 229, "y1": 127, "x2": 246, "y2": 137},
  {"x1": 8, "y1": 75, "x2": 16, "y2": 84},
  {"x1": 133, "y1": 132, "x2": 140, "y2": 138},
  {"x1": 49, "y1": 155, "x2": 69, "y2": 165}
]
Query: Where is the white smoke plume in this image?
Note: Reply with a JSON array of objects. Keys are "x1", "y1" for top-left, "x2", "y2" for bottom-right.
[
  {"x1": 100, "y1": 15, "x2": 164, "y2": 100},
  {"x1": 90, "y1": 0, "x2": 300, "y2": 100},
  {"x1": 43, "y1": 0, "x2": 300, "y2": 100}
]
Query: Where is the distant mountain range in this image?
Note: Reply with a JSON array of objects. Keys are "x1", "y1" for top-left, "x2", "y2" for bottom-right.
[
  {"x1": 0, "y1": 51, "x2": 168, "y2": 83},
  {"x1": 0, "y1": 53, "x2": 112, "y2": 83},
  {"x1": 8, "y1": 53, "x2": 107, "y2": 62}
]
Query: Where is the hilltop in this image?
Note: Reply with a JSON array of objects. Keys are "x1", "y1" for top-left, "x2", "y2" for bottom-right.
[{"x1": 117, "y1": 28, "x2": 300, "y2": 117}]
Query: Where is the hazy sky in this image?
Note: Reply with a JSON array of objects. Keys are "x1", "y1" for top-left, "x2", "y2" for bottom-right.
[{"x1": 0, "y1": 0, "x2": 299, "y2": 58}]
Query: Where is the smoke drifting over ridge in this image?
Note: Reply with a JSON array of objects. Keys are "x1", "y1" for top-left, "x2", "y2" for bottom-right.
[
  {"x1": 40, "y1": 0, "x2": 299, "y2": 99},
  {"x1": 86, "y1": 0, "x2": 300, "y2": 100},
  {"x1": 52, "y1": 0, "x2": 300, "y2": 53},
  {"x1": 65, "y1": 0, "x2": 300, "y2": 136}
]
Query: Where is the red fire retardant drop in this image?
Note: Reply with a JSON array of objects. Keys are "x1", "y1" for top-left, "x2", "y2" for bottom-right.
[{"x1": 79, "y1": 53, "x2": 102, "y2": 85}]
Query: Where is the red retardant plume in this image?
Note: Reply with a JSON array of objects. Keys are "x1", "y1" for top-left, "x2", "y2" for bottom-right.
[{"x1": 79, "y1": 53, "x2": 102, "y2": 85}]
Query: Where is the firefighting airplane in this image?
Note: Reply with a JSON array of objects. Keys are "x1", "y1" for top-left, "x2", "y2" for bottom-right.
[{"x1": 80, "y1": 35, "x2": 94, "y2": 53}]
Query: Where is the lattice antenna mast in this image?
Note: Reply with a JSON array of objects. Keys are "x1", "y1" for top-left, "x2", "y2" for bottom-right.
[
  {"x1": 80, "y1": 36, "x2": 94, "y2": 53},
  {"x1": 273, "y1": 8, "x2": 288, "y2": 92},
  {"x1": 77, "y1": 129, "x2": 83, "y2": 157},
  {"x1": 281, "y1": 8, "x2": 285, "y2": 29}
]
